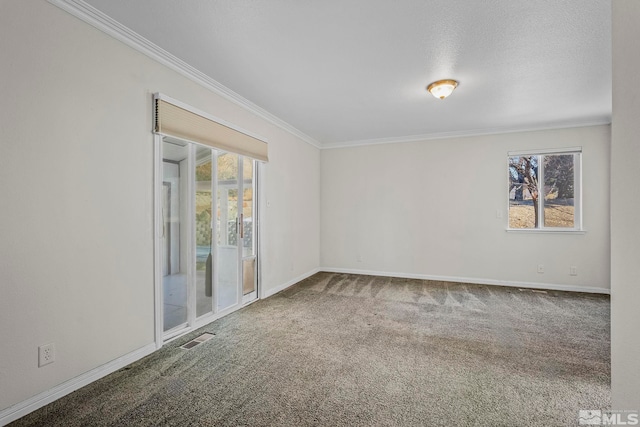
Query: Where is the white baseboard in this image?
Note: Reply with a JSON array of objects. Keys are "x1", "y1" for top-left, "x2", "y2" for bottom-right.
[
  {"x1": 0, "y1": 343, "x2": 157, "y2": 426},
  {"x1": 1, "y1": 266, "x2": 607, "y2": 425},
  {"x1": 321, "y1": 267, "x2": 610, "y2": 295},
  {"x1": 261, "y1": 267, "x2": 321, "y2": 299}
]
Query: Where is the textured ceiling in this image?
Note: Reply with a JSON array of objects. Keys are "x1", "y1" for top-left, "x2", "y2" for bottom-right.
[{"x1": 82, "y1": 0, "x2": 611, "y2": 146}]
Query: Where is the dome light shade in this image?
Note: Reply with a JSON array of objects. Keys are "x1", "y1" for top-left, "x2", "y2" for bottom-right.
[{"x1": 427, "y1": 79, "x2": 459, "y2": 99}]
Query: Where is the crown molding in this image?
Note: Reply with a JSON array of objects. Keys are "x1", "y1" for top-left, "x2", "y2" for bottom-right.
[
  {"x1": 47, "y1": 0, "x2": 322, "y2": 149},
  {"x1": 47, "y1": 0, "x2": 610, "y2": 152},
  {"x1": 322, "y1": 119, "x2": 611, "y2": 150}
]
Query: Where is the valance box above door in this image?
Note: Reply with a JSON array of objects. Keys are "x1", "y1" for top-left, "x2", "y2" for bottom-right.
[{"x1": 154, "y1": 94, "x2": 268, "y2": 162}]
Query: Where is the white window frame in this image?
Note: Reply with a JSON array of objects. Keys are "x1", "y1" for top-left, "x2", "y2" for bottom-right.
[{"x1": 507, "y1": 147, "x2": 583, "y2": 233}]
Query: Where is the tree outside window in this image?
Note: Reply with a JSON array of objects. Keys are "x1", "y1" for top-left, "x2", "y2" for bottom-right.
[{"x1": 508, "y1": 150, "x2": 581, "y2": 230}]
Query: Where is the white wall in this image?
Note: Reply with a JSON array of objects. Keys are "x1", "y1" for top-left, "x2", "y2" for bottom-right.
[
  {"x1": 611, "y1": 0, "x2": 640, "y2": 411},
  {"x1": 321, "y1": 125, "x2": 610, "y2": 292},
  {"x1": 0, "y1": 0, "x2": 320, "y2": 413},
  {"x1": 2, "y1": 0, "x2": 627, "y2": 419},
  {"x1": 259, "y1": 120, "x2": 321, "y2": 295}
]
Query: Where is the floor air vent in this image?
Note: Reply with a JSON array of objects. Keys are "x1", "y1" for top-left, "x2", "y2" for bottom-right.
[{"x1": 180, "y1": 333, "x2": 215, "y2": 349}]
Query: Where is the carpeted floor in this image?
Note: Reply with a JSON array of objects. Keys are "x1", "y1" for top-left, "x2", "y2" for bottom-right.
[{"x1": 11, "y1": 273, "x2": 610, "y2": 426}]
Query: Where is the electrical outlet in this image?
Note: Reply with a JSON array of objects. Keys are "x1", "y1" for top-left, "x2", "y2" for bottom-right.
[
  {"x1": 38, "y1": 343, "x2": 55, "y2": 367},
  {"x1": 496, "y1": 209, "x2": 503, "y2": 219},
  {"x1": 357, "y1": 254, "x2": 363, "y2": 262},
  {"x1": 570, "y1": 266, "x2": 578, "y2": 276},
  {"x1": 537, "y1": 264, "x2": 544, "y2": 274}
]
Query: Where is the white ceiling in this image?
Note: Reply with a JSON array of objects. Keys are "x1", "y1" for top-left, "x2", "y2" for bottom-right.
[{"x1": 80, "y1": 0, "x2": 611, "y2": 147}]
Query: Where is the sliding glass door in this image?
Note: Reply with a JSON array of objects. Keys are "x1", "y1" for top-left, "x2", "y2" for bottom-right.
[
  {"x1": 216, "y1": 153, "x2": 257, "y2": 311},
  {"x1": 161, "y1": 140, "x2": 189, "y2": 332},
  {"x1": 195, "y1": 146, "x2": 214, "y2": 318},
  {"x1": 158, "y1": 137, "x2": 258, "y2": 340},
  {"x1": 241, "y1": 157, "x2": 257, "y2": 303},
  {"x1": 216, "y1": 152, "x2": 239, "y2": 311}
]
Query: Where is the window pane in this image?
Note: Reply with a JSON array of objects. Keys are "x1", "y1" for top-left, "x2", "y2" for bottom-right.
[
  {"x1": 242, "y1": 157, "x2": 254, "y2": 258},
  {"x1": 508, "y1": 155, "x2": 540, "y2": 228},
  {"x1": 195, "y1": 146, "x2": 213, "y2": 318},
  {"x1": 217, "y1": 152, "x2": 239, "y2": 311},
  {"x1": 543, "y1": 154, "x2": 575, "y2": 228},
  {"x1": 162, "y1": 139, "x2": 188, "y2": 331}
]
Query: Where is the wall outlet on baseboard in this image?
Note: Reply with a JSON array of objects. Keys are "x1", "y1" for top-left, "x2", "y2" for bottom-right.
[
  {"x1": 537, "y1": 264, "x2": 544, "y2": 274},
  {"x1": 570, "y1": 266, "x2": 578, "y2": 276},
  {"x1": 38, "y1": 343, "x2": 55, "y2": 367}
]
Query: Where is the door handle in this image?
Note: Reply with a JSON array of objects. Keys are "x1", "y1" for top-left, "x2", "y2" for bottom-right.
[{"x1": 239, "y1": 214, "x2": 244, "y2": 239}]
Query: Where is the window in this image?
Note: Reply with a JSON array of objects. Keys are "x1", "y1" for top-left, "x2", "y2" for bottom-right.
[{"x1": 508, "y1": 149, "x2": 581, "y2": 231}]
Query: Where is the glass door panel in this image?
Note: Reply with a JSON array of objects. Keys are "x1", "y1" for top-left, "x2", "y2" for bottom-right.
[
  {"x1": 242, "y1": 157, "x2": 254, "y2": 259},
  {"x1": 242, "y1": 157, "x2": 257, "y2": 299},
  {"x1": 161, "y1": 140, "x2": 189, "y2": 332},
  {"x1": 217, "y1": 152, "x2": 239, "y2": 311},
  {"x1": 195, "y1": 146, "x2": 213, "y2": 318}
]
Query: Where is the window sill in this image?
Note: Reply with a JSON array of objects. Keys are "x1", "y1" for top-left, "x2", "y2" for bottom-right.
[{"x1": 506, "y1": 228, "x2": 586, "y2": 235}]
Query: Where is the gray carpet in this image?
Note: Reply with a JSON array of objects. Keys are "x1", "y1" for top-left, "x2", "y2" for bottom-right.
[{"x1": 12, "y1": 273, "x2": 610, "y2": 426}]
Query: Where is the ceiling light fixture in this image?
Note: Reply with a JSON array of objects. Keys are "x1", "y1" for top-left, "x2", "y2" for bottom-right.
[{"x1": 427, "y1": 79, "x2": 459, "y2": 99}]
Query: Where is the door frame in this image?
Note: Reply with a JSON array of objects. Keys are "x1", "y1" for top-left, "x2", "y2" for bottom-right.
[{"x1": 153, "y1": 134, "x2": 261, "y2": 348}]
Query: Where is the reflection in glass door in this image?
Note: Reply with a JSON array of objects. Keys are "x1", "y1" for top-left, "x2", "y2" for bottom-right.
[
  {"x1": 161, "y1": 140, "x2": 189, "y2": 333},
  {"x1": 242, "y1": 157, "x2": 257, "y2": 302},
  {"x1": 216, "y1": 153, "x2": 258, "y2": 310},
  {"x1": 195, "y1": 146, "x2": 213, "y2": 318},
  {"x1": 217, "y1": 152, "x2": 240, "y2": 311}
]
